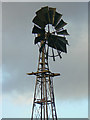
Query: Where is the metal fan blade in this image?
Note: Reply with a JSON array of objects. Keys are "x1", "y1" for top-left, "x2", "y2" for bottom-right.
[
  {"x1": 54, "y1": 35, "x2": 68, "y2": 52},
  {"x1": 57, "y1": 29, "x2": 69, "y2": 35},
  {"x1": 48, "y1": 34, "x2": 68, "y2": 45},
  {"x1": 39, "y1": 42, "x2": 45, "y2": 53},
  {"x1": 36, "y1": 7, "x2": 47, "y2": 24},
  {"x1": 53, "y1": 12, "x2": 62, "y2": 26},
  {"x1": 55, "y1": 19, "x2": 67, "y2": 30},
  {"x1": 32, "y1": 15, "x2": 46, "y2": 29},
  {"x1": 52, "y1": 48, "x2": 55, "y2": 61},
  {"x1": 56, "y1": 36, "x2": 69, "y2": 45},
  {"x1": 34, "y1": 35, "x2": 45, "y2": 44},
  {"x1": 47, "y1": 34, "x2": 67, "y2": 53},
  {"x1": 36, "y1": 6, "x2": 50, "y2": 25},
  {"x1": 49, "y1": 7, "x2": 56, "y2": 24},
  {"x1": 55, "y1": 41, "x2": 67, "y2": 53},
  {"x1": 32, "y1": 25, "x2": 45, "y2": 34}
]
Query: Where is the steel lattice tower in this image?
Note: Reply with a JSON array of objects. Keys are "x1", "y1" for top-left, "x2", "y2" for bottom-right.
[{"x1": 27, "y1": 42, "x2": 60, "y2": 119}]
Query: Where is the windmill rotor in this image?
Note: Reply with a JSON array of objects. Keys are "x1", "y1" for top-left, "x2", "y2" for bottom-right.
[{"x1": 32, "y1": 6, "x2": 69, "y2": 61}]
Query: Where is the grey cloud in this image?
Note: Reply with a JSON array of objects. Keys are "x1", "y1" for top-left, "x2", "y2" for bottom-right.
[{"x1": 2, "y1": 2, "x2": 88, "y2": 100}]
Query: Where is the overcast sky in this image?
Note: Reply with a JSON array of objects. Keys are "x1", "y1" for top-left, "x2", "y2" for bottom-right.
[{"x1": 2, "y1": 2, "x2": 88, "y2": 118}]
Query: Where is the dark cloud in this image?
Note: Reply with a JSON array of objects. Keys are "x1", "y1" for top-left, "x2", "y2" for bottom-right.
[{"x1": 2, "y1": 2, "x2": 88, "y2": 100}]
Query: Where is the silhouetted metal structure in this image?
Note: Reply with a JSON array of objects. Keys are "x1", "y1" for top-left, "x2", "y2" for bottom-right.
[{"x1": 27, "y1": 6, "x2": 69, "y2": 120}]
